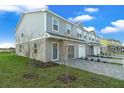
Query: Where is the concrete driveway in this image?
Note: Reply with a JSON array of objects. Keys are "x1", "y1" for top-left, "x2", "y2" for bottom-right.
[
  {"x1": 55, "y1": 59, "x2": 124, "y2": 80},
  {"x1": 87, "y1": 56, "x2": 123, "y2": 64}
]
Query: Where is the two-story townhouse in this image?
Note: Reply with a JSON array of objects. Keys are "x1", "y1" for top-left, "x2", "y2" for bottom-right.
[
  {"x1": 15, "y1": 8, "x2": 100, "y2": 62},
  {"x1": 100, "y1": 38, "x2": 123, "y2": 53}
]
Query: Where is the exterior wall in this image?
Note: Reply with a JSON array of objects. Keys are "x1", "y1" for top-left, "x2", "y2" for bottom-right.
[
  {"x1": 46, "y1": 11, "x2": 99, "y2": 44},
  {"x1": 15, "y1": 9, "x2": 101, "y2": 62},
  {"x1": 16, "y1": 11, "x2": 45, "y2": 44},
  {"x1": 45, "y1": 38, "x2": 85, "y2": 62},
  {"x1": 16, "y1": 38, "x2": 46, "y2": 62},
  {"x1": 46, "y1": 12, "x2": 75, "y2": 37}
]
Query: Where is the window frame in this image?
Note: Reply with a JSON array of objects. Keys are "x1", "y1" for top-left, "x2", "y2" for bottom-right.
[
  {"x1": 77, "y1": 28, "x2": 82, "y2": 38},
  {"x1": 66, "y1": 24, "x2": 71, "y2": 35},
  {"x1": 20, "y1": 45, "x2": 22, "y2": 53},
  {"x1": 52, "y1": 17, "x2": 59, "y2": 32},
  {"x1": 34, "y1": 43, "x2": 37, "y2": 54}
]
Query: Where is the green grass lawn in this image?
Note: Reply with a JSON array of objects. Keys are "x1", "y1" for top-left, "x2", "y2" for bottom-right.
[{"x1": 0, "y1": 52, "x2": 124, "y2": 88}]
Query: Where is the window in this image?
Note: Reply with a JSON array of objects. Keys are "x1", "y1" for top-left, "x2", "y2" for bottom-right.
[
  {"x1": 83, "y1": 31, "x2": 86, "y2": 39},
  {"x1": 21, "y1": 33, "x2": 23, "y2": 37},
  {"x1": 89, "y1": 34, "x2": 91, "y2": 40},
  {"x1": 77, "y1": 33, "x2": 80, "y2": 37},
  {"x1": 89, "y1": 37, "x2": 91, "y2": 40},
  {"x1": 77, "y1": 28, "x2": 82, "y2": 38},
  {"x1": 34, "y1": 43, "x2": 37, "y2": 54},
  {"x1": 79, "y1": 34, "x2": 82, "y2": 38},
  {"x1": 92, "y1": 34, "x2": 95, "y2": 41},
  {"x1": 20, "y1": 45, "x2": 22, "y2": 52},
  {"x1": 66, "y1": 24, "x2": 71, "y2": 34},
  {"x1": 52, "y1": 18, "x2": 59, "y2": 31}
]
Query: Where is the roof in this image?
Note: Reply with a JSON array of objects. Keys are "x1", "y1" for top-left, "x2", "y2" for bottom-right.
[{"x1": 47, "y1": 32, "x2": 86, "y2": 42}]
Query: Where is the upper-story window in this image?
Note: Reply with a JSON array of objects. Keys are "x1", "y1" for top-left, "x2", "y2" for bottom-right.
[
  {"x1": 77, "y1": 28, "x2": 82, "y2": 38},
  {"x1": 66, "y1": 24, "x2": 71, "y2": 34},
  {"x1": 52, "y1": 17, "x2": 59, "y2": 31},
  {"x1": 92, "y1": 34, "x2": 95, "y2": 41},
  {"x1": 83, "y1": 31, "x2": 86, "y2": 39},
  {"x1": 89, "y1": 34, "x2": 91, "y2": 40},
  {"x1": 21, "y1": 33, "x2": 24, "y2": 37},
  {"x1": 77, "y1": 33, "x2": 80, "y2": 37}
]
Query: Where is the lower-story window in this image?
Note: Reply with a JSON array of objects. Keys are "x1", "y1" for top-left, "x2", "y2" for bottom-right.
[
  {"x1": 20, "y1": 45, "x2": 22, "y2": 52},
  {"x1": 34, "y1": 43, "x2": 37, "y2": 54},
  {"x1": 53, "y1": 43, "x2": 58, "y2": 60}
]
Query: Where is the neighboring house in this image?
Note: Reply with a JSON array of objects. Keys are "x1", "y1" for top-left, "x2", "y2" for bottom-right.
[
  {"x1": 15, "y1": 9, "x2": 100, "y2": 62},
  {"x1": 100, "y1": 38, "x2": 123, "y2": 53},
  {"x1": 100, "y1": 38, "x2": 108, "y2": 54},
  {"x1": 107, "y1": 39, "x2": 123, "y2": 53}
]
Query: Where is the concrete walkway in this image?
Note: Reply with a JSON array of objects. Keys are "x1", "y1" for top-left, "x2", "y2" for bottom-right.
[
  {"x1": 55, "y1": 59, "x2": 124, "y2": 80},
  {"x1": 87, "y1": 57, "x2": 123, "y2": 64}
]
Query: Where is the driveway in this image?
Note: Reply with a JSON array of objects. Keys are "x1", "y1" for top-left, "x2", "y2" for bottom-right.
[{"x1": 55, "y1": 59, "x2": 124, "y2": 80}]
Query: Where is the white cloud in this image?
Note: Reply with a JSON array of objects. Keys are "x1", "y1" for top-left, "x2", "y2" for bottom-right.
[
  {"x1": 101, "y1": 27, "x2": 118, "y2": 33},
  {"x1": 111, "y1": 20, "x2": 124, "y2": 29},
  {"x1": 101, "y1": 20, "x2": 124, "y2": 34},
  {"x1": 68, "y1": 14, "x2": 95, "y2": 23},
  {"x1": 122, "y1": 43, "x2": 124, "y2": 46},
  {"x1": 0, "y1": 5, "x2": 48, "y2": 14},
  {"x1": 84, "y1": 26, "x2": 95, "y2": 31},
  {"x1": 0, "y1": 42, "x2": 15, "y2": 48},
  {"x1": 84, "y1": 8, "x2": 99, "y2": 13}
]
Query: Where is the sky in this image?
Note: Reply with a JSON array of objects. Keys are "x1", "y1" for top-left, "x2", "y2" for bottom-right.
[{"x1": 0, "y1": 5, "x2": 124, "y2": 48}]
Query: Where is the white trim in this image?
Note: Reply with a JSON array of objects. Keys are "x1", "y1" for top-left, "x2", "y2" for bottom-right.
[
  {"x1": 52, "y1": 17, "x2": 59, "y2": 32},
  {"x1": 52, "y1": 42, "x2": 59, "y2": 61},
  {"x1": 44, "y1": 12, "x2": 47, "y2": 32}
]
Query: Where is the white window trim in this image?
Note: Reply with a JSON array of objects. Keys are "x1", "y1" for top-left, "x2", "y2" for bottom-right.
[
  {"x1": 52, "y1": 17, "x2": 59, "y2": 32},
  {"x1": 52, "y1": 42, "x2": 59, "y2": 61}
]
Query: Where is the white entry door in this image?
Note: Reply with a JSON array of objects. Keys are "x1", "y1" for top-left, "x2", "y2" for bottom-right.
[{"x1": 78, "y1": 45, "x2": 86, "y2": 58}]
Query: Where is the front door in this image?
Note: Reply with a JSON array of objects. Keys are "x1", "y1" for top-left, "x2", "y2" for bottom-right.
[
  {"x1": 79, "y1": 45, "x2": 86, "y2": 58},
  {"x1": 52, "y1": 43, "x2": 59, "y2": 61}
]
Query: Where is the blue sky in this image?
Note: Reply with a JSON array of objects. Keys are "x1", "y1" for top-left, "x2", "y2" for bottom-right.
[{"x1": 0, "y1": 5, "x2": 124, "y2": 48}]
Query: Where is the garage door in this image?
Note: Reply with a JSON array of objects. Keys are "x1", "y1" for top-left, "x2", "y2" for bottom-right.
[{"x1": 78, "y1": 45, "x2": 86, "y2": 58}]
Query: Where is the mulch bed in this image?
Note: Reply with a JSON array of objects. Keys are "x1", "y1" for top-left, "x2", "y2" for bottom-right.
[
  {"x1": 34, "y1": 61, "x2": 59, "y2": 68},
  {"x1": 23, "y1": 73, "x2": 38, "y2": 80},
  {"x1": 57, "y1": 74, "x2": 76, "y2": 84},
  {"x1": 27, "y1": 60, "x2": 59, "y2": 68}
]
